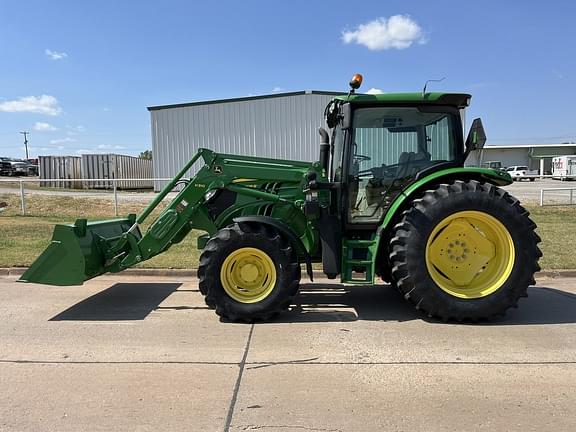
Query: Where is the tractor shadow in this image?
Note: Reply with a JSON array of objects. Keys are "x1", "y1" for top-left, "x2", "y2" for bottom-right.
[
  {"x1": 273, "y1": 283, "x2": 576, "y2": 325},
  {"x1": 50, "y1": 282, "x2": 182, "y2": 321}
]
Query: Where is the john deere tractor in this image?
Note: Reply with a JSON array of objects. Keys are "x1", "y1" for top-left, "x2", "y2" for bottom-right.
[{"x1": 21, "y1": 74, "x2": 541, "y2": 322}]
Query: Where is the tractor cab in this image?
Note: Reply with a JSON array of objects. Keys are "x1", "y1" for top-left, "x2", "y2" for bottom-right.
[{"x1": 314, "y1": 75, "x2": 492, "y2": 283}]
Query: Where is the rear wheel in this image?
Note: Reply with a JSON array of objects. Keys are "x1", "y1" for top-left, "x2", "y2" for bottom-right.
[
  {"x1": 198, "y1": 223, "x2": 300, "y2": 322},
  {"x1": 389, "y1": 180, "x2": 541, "y2": 321}
]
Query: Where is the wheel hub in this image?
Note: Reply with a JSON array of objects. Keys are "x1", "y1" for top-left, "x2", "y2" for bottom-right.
[
  {"x1": 220, "y1": 247, "x2": 277, "y2": 303},
  {"x1": 425, "y1": 211, "x2": 514, "y2": 298}
]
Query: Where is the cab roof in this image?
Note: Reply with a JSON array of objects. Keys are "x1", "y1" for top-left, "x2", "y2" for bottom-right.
[{"x1": 334, "y1": 92, "x2": 471, "y2": 108}]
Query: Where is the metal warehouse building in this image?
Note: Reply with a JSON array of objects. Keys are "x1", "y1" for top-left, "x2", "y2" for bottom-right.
[
  {"x1": 148, "y1": 92, "x2": 576, "y2": 188},
  {"x1": 148, "y1": 91, "x2": 342, "y2": 189},
  {"x1": 467, "y1": 144, "x2": 576, "y2": 174}
]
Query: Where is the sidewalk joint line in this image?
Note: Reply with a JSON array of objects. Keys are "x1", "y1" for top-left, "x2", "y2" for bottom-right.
[{"x1": 224, "y1": 323, "x2": 254, "y2": 432}]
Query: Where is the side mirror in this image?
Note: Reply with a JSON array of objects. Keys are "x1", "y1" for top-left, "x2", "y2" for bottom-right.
[
  {"x1": 465, "y1": 118, "x2": 486, "y2": 151},
  {"x1": 341, "y1": 103, "x2": 352, "y2": 130}
]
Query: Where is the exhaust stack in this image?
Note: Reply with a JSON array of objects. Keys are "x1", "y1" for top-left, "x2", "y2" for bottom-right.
[{"x1": 318, "y1": 127, "x2": 330, "y2": 174}]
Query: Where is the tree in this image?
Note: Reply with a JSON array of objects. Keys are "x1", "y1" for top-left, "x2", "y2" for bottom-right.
[{"x1": 139, "y1": 150, "x2": 152, "y2": 160}]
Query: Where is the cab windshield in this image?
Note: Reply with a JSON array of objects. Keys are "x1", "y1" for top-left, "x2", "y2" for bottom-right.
[{"x1": 347, "y1": 106, "x2": 461, "y2": 223}]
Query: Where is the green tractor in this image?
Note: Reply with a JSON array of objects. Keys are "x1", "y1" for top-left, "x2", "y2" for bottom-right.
[{"x1": 20, "y1": 75, "x2": 541, "y2": 322}]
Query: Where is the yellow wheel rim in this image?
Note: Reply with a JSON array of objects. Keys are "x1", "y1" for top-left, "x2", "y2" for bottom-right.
[
  {"x1": 425, "y1": 211, "x2": 515, "y2": 299},
  {"x1": 220, "y1": 247, "x2": 277, "y2": 303}
]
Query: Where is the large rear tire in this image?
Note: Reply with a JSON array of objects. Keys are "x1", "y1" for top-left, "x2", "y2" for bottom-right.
[
  {"x1": 389, "y1": 180, "x2": 541, "y2": 321},
  {"x1": 198, "y1": 223, "x2": 300, "y2": 322}
]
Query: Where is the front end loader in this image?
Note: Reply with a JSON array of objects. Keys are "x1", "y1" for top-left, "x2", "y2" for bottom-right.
[{"x1": 21, "y1": 74, "x2": 541, "y2": 322}]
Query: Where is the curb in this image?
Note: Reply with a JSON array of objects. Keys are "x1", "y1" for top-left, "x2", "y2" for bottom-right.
[
  {"x1": 536, "y1": 270, "x2": 576, "y2": 278},
  {"x1": 3, "y1": 268, "x2": 576, "y2": 279},
  {"x1": 2, "y1": 267, "x2": 198, "y2": 278}
]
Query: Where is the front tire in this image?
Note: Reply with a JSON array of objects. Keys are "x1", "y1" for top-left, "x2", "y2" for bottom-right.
[
  {"x1": 198, "y1": 223, "x2": 300, "y2": 322},
  {"x1": 389, "y1": 180, "x2": 541, "y2": 321}
]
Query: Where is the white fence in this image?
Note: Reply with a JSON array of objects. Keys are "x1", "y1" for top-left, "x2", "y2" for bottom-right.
[
  {"x1": 0, "y1": 178, "x2": 173, "y2": 216},
  {"x1": 540, "y1": 187, "x2": 576, "y2": 206},
  {"x1": 540, "y1": 188, "x2": 576, "y2": 207}
]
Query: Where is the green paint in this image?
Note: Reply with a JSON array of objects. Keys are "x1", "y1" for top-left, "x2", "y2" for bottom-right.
[
  {"x1": 372, "y1": 166, "x2": 512, "y2": 250},
  {"x1": 335, "y1": 92, "x2": 471, "y2": 107}
]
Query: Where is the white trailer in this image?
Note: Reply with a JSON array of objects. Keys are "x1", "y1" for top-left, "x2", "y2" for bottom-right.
[{"x1": 552, "y1": 155, "x2": 576, "y2": 180}]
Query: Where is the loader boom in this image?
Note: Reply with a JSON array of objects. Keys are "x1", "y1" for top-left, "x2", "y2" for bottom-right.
[{"x1": 20, "y1": 148, "x2": 320, "y2": 285}]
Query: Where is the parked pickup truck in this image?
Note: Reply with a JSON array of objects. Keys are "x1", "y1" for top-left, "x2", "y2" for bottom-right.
[
  {"x1": 505, "y1": 165, "x2": 538, "y2": 181},
  {"x1": 0, "y1": 159, "x2": 13, "y2": 176},
  {"x1": 0, "y1": 158, "x2": 38, "y2": 176}
]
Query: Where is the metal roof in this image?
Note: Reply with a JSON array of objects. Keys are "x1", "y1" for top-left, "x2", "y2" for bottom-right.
[
  {"x1": 147, "y1": 90, "x2": 345, "y2": 111},
  {"x1": 484, "y1": 144, "x2": 576, "y2": 149},
  {"x1": 148, "y1": 91, "x2": 473, "y2": 111}
]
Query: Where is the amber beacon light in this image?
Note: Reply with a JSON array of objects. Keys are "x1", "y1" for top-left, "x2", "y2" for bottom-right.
[{"x1": 349, "y1": 73, "x2": 363, "y2": 91}]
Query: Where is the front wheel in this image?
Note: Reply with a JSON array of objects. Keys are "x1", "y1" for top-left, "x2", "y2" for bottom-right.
[
  {"x1": 389, "y1": 180, "x2": 541, "y2": 321},
  {"x1": 198, "y1": 223, "x2": 300, "y2": 322}
]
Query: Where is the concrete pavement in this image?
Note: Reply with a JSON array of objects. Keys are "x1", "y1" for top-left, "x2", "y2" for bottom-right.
[{"x1": 0, "y1": 274, "x2": 575, "y2": 431}]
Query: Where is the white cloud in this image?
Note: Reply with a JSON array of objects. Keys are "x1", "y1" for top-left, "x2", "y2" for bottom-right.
[
  {"x1": 365, "y1": 88, "x2": 384, "y2": 94},
  {"x1": 97, "y1": 144, "x2": 126, "y2": 150},
  {"x1": 0, "y1": 95, "x2": 62, "y2": 116},
  {"x1": 342, "y1": 15, "x2": 426, "y2": 50},
  {"x1": 75, "y1": 149, "x2": 93, "y2": 155},
  {"x1": 272, "y1": 86, "x2": 285, "y2": 92},
  {"x1": 45, "y1": 49, "x2": 68, "y2": 60},
  {"x1": 34, "y1": 122, "x2": 58, "y2": 131},
  {"x1": 50, "y1": 137, "x2": 76, "y2": 145}
]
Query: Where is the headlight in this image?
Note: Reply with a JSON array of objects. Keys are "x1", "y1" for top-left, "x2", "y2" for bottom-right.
[{"x1": 204, "y1": 189, "x2": 220, "y2": 203}]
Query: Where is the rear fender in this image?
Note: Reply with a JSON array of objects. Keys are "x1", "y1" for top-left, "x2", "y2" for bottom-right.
[{"x1": 375, "y1": 167, "x2": 513, "y2": 251}]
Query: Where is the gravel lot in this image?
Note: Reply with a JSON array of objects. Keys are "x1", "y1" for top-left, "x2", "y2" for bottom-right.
[
  {"x1": 2, "y1": 177, "x2": 575, "y2": 206},
  {"x1": 1, "y1": 274, "x2": 575, "y2": 431}
]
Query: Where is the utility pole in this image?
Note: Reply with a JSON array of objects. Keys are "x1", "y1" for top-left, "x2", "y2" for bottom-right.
[{"x1": 20, "y1": 131, "x2": 29, "y2": 159}]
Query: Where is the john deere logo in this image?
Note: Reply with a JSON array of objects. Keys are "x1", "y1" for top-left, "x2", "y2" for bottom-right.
[{"x1": 213, "y1": 165, "x2": 222, "y2": 174}]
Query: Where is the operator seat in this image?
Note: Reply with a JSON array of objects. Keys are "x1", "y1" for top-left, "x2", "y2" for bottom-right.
[{"x1": 396, "y1": 151, "x2": 431, "y2": 178}]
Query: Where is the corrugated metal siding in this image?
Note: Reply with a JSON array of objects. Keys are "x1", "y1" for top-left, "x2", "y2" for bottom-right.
[
  {"x1": 39, "y1": 156, "x2": 82, "y2": 189},
  {"x1": 355, "y1": 117, "x2": 453, "y2": 170},
  {"x1": 81, "y1": 154, "x2": 153, "y2": 189},
  {"x1": 151, "y1": 93, "x2": 335, "y2": 190}
]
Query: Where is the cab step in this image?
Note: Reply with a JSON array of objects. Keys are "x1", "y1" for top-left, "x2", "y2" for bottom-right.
[{"x1": 341, "y1": 238, "x2": 378, "y2": 284}]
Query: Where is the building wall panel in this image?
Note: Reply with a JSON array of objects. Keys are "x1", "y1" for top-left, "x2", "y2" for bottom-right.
[
  {"x1": 39, "y1": 156, "x2": 82, "y2": 189},
  {"x1": 81, "y1": 154, "x2": 153, "y2": 189},
  {"x1": 150, "y1": 93, "x2": 336, "y2": 190}
]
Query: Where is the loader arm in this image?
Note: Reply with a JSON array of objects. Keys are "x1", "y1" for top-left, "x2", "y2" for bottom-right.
[{"x1": 20, "y1": 148, "x2": 320, "y2": 286}]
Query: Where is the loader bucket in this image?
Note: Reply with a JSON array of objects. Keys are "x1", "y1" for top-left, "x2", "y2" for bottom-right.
[{"x1": 19, "y1": 217, "x2": 139, "y2": 286}]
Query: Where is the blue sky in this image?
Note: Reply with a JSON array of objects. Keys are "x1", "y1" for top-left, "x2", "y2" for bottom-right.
[{"x1": 1, "y1": 0, "x2": 575, "y2": 158}]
